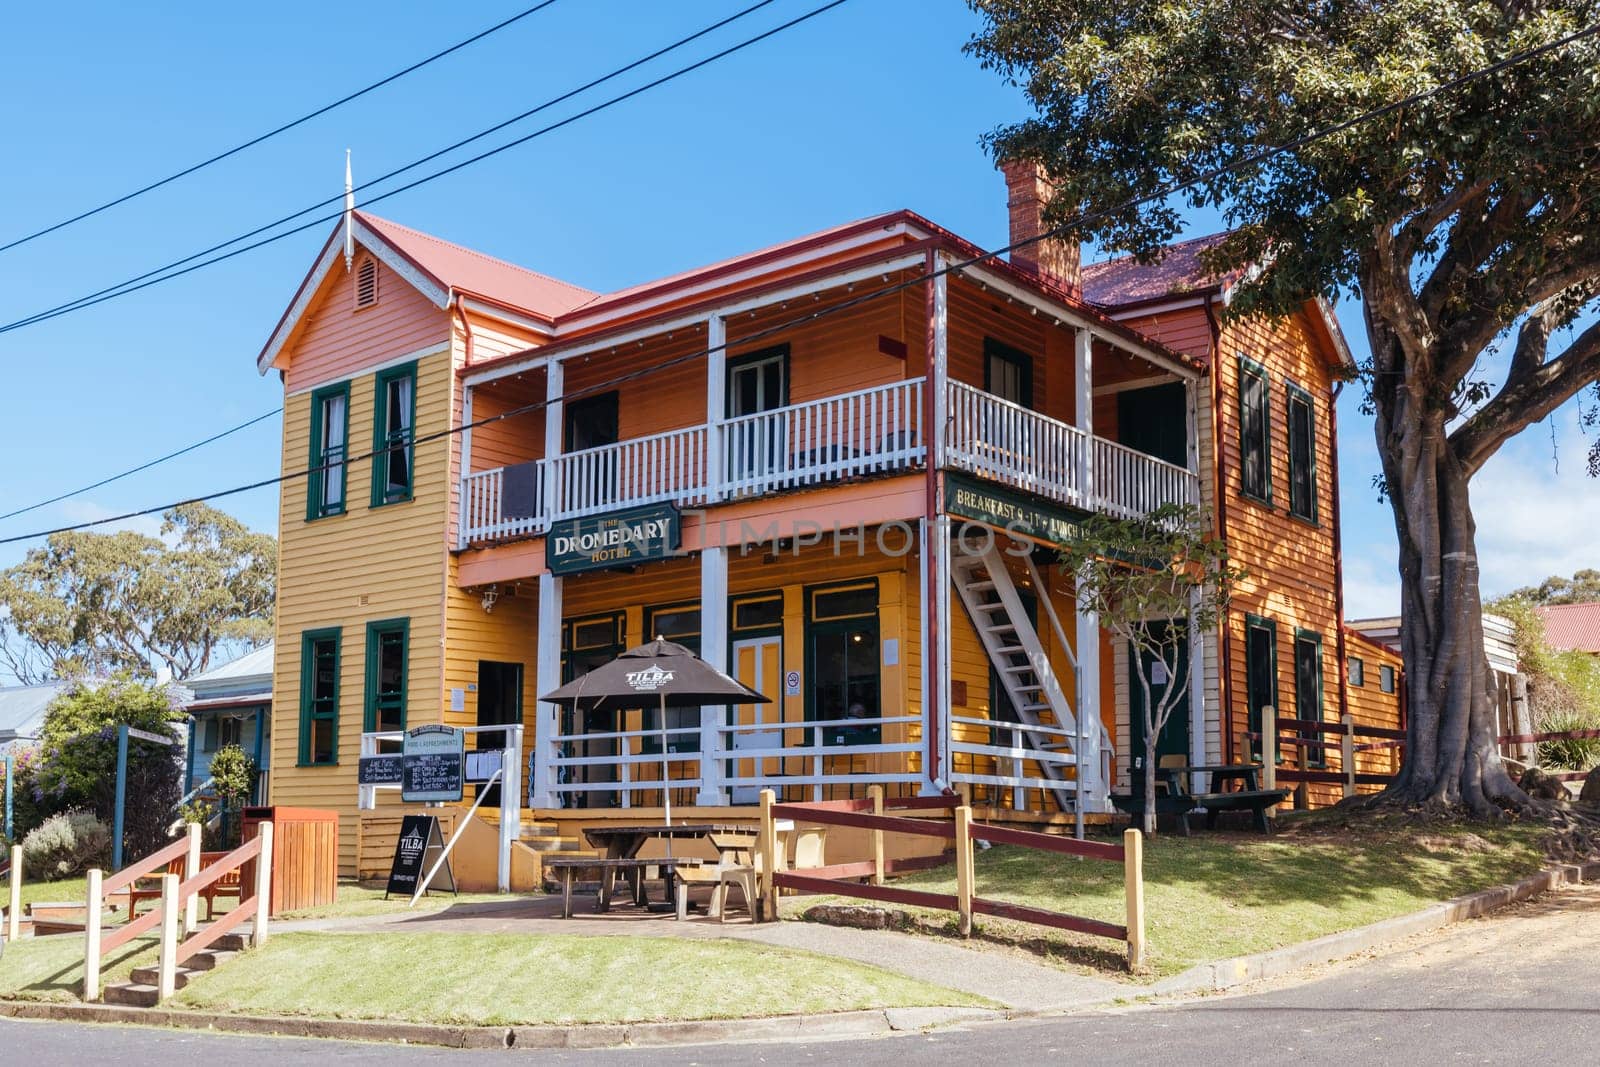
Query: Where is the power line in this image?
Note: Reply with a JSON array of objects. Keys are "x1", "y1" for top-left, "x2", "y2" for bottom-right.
[
  {"x1": 4, "y1": 18, "x2": 1594, "y2": 547},
  {"x1": 0, "y1": 408, "x2": 281, "y2": 523},
  {"x1": 0, "y1": 1, "x2": 563, "y2": 256},
  {"x1": 0, "y1": 0, "x2": 797, "y2": 337}
]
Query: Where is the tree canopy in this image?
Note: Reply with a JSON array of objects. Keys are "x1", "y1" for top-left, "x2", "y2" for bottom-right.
[
  {"x1": 0, "y1": 502, "x2": 275, "y2": 683},
  {"x1": 968, "y1": 0, "x2": 1600, "y2": 814},
  {"x1": 1508, "y1": 568, "x2": 1600, "y2": 605}
]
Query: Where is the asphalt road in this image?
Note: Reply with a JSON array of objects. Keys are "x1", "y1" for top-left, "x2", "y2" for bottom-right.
[{"x1": 4, "y1": 885, "x2": 1597, "y2": 1064}]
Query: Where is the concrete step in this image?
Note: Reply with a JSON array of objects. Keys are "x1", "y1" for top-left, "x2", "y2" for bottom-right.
[
  {"x1": 129, "y1": 964, "x2": 204, "y2": 990},
  {"x1": 102, "y1": 982, "x2": 161, "y2": 1007}
]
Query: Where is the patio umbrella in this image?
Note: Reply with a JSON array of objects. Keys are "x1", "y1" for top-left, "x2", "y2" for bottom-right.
[{"x1": 541, "y1": 639, "x2": 770, "y2": 835}]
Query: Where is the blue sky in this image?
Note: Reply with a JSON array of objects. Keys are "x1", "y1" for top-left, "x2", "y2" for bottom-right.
[{"x1": 0, "y1": 0, "x2": 1591, "y2": 628}]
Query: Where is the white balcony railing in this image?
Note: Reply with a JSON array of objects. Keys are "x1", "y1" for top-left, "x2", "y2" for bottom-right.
[{"x1": 459, "y1": 376, "x2": 1198, "y2": 545}]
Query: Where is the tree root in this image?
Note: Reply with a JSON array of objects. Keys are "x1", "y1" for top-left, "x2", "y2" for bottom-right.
[{"x1": 1314, "y1": 786, "x2": 1600, "y2": 860}]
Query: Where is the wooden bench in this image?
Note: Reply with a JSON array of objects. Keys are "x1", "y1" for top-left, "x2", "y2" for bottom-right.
[
  {"x1": 1113, "y1": 761, "x2": 1289, "y2": 834},
  {"x1": 543, "y1": 857, "x2": 703, "y2": 918}
]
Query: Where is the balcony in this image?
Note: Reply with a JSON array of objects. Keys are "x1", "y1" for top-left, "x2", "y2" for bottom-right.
[{"x1": 459, "y1": 377, "x2": 1198, "y2": 547}]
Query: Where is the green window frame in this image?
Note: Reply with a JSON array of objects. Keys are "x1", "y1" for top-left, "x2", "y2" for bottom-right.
[
  {"x1": 298, "y1": 627, "x2": 341, "y2": 766},
  {"x1": 804, "y1": 579, "x2": 881, "y2": 746},
  {"x1": 371, "y1": 362, "x2": 417, "y2": 507},
  {"x1": 363, "y1": 618, "x2": 409, "y2": 740},
  {"x1": 1294, "y1": 629, "x2": 1326, "y2": 767},
  {"x1": 306, "y1": 382, "x2": 351, "y2": 520},
  {"x1": 642, "y1": 602, "x2": 702, "y2": 755},
  {"x1": 1286, "y1": 383, "x2": 1318, "y2": 522},
  {"x1": 1244, "y1": 613, "x2": 1278, "y2": 762},
  {"x1": 1238, "y1": 356, "x2": 1272, "y2": 505}
]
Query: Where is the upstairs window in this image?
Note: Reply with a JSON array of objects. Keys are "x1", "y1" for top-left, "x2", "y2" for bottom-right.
[
  {"x1": 984, "y1": 338, "x2": 1034, "y2": 408},
  {"x1": 307, "y1": 382, "x2": 349, "y2": 520},
  {"x1": 1348, "y1": 656, "x2": 1365, "y2": 687},
  {"x1": 1380, "y1": 664, "x2": 1397, "y2": 694},
  {"x1": 355, "y1": 256, "x2": 378, "y2": 309},
  {"x1": 1238, "y1": 357, "x2": 1272, "y2": 504},
  {"x1": 1287, "y1": 384, "x2": 1317, "y2": 522},
  {"x1": 372, "y1": 362, "x2": 416, "y2": 506}
]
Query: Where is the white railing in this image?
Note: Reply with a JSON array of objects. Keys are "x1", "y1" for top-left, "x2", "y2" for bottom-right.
[
  {"x1": 1094, "y1": 437, "x2": 1198, "y2": 519},
  {"x1": 548, "y1": 724, "x2": 705, "y2": 808},
  {"x1": 555, "y1": 424, "x2": 710, "y2": 520},
  {"x1": 722, "y1": 379, "x2": 923, "y2": 498},
  {"x1": 945, "y1": 380, "x2": 1091, "y2": 510},
  {"x1": 459, "y1": 375, "x2": 1200, "y2": 546},
  {"x1": 461, "y1": 379, "x2": 924, "y2": 544}
]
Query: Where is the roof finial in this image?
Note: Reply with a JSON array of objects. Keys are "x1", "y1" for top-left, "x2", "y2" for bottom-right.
[{"x1": 343, "y1": 149, "x2": 355, "y2": 272}]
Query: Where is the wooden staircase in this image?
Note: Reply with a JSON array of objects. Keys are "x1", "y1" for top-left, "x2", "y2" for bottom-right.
[
  {"x1": 102, "y1": 932, "x2": 249, "y2": 1007},
  {"x1": 949, "y1": 540, "x2": 1109, "y2": 812},
  {"x1": 517, "y1": 821, "x2": 605, "y2": 892}
]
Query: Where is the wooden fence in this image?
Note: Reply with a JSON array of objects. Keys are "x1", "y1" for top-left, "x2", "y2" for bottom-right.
[{"x1": 756, "y1": 786, "x2": 1147, "y2": 969}]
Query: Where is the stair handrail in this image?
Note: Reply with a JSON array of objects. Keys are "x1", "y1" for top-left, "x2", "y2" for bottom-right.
[
  {"x1": 159, "y1": 820, "x2": 272, "y2": 995},
  {"x1": 84, "y1": 823, "x2": 202, "y2": 1000}
]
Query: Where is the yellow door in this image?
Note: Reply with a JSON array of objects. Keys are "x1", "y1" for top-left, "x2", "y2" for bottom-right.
[{"x1": 731, "y1": 637, "x2": 782, "y2": 803}]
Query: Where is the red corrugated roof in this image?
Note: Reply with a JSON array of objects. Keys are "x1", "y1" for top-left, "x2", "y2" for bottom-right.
[
  {"x1": 359, "y1": 211, "x2": 597, "y2": 320},
  {"x1": 1535, "y1": 603, "x2": 1600, "y2": 654},
  {"x1": 1081, "y1": 232, "x2": 1238, "y2": 308}
]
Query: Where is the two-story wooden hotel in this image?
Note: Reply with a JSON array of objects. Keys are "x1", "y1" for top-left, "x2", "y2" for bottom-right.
[{"x1": 260, "y1": 163, "x2": 1401, "y2": 881}]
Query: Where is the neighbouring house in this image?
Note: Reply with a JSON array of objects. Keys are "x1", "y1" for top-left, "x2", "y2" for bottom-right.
[
  {"x1": 1533, "y1": 602, "x2": 1600, "y2": 655},
  {"x1": 0, "y1": 681, "x2": 70, "y2": 753},
  {"x1": 181, "y1": 644, "x2": 272, "y2": 804},
  {"x1": 256, "y1": 162, "x2": 1402, "y2": 880}
]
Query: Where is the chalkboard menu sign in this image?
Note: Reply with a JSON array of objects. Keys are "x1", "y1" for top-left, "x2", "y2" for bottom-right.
[
  {"x1": 402, "y1": 724, "x2": 465, "y2": 803},
  {"x1": 358, "y1": 755, "x2": 403, "y2": 785},
  {"x1": 384, "y1": 814, "x2": 456, "y2": 899}
]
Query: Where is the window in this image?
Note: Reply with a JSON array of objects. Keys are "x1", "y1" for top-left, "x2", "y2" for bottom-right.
[
  {"x1": 643, "y1": 603, "x2": 702, "y2": 755},
  {"x1": 1380, "y1": 664, "x2": 1397, "y2": 694},
  {"x1": 371, "y1": 363, "x2": 416, "y2": 506},
  {"x1": 807, "y1": 581, "x2": 880, "y2": 746},
  {"x1": 1348, "y1": 656, "x2": 1365, "y2": 687},
  {"x1": 355, "y1": 256, "x2": 378, "y2": 308},
  {"x1": 1295, "y1": 630, "x2": 1325, "y2": 767},
  {"x1": 1238, "y1": 357, "x2": 1272, "y2": 503},
  {"x1": 1244, "y1": 614, "x2": 1277, "y2": 761},
  {"x1": 364, "y1": 619, "x2": 408, "y2": 746},
  {"x1": 732, "y1": 593, "x2": 783, "y2": 633},
  {"x1": 1287, "y1": 385, "x2": 1317, "y2": 521},
  {"x1": 298, "y1": 628, "x2": 341, "y2": 765},
  {"x1": 307, "y1": 382, "x2": 350, "y2": 519},
  {"x1": 984, "y1": 338, "x2": 1034, "y2": 408}
]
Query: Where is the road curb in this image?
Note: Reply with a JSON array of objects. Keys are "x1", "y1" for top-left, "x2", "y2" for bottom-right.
[
  {"x1": 1148, "y1": 859, "x2": 1600, "y2": 997},
  {"x1": 0, "y1": 999, "x2": 1009, "y2": 1050}
]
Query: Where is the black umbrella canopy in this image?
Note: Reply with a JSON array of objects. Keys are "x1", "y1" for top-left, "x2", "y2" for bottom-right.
[{"x1": 539, "y1": 639, "x2": 770, "y2": 710}]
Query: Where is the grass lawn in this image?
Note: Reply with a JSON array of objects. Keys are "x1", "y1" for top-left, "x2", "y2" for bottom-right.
[
  {"x1": 810, "y1": 816, "x2": 1552, "y2": 979},
  {"x1": 12, "y1": 875, "x2": 90, "y2": 910},
  {"x1": 0, "y1": 933, "x2": 157, "y2": 1002},
  {"x1": 173, "y1": 932, "x2": 991, "y2": 1025}
]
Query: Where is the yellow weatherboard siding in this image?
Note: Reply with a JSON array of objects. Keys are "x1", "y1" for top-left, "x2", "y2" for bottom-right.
[{"x1": 271, "y1": 348, "x2": 455, "y2": 875}]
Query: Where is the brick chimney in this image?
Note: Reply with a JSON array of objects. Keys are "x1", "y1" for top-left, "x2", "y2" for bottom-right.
[{"x1": 1000, "y1": 159, "x2": 1082, "y2": 300}]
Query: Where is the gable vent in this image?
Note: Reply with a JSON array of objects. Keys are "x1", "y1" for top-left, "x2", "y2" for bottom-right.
[{"x1": 355, "y1": 256, "x2": 379, "y2": 309}]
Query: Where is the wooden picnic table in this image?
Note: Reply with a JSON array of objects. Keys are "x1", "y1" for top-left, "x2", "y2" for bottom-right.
[
  {"x1": 1113, "y1": 762, "x2": 1288, "y2": 834},
  {"x1": 581, "y1": 823, "x2": 752, "y2": 860}
]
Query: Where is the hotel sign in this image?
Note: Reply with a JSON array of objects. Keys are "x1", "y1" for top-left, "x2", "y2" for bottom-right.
[
  {"x1": 548, "y1": 503, "x2": 681, "y2": 575},
  {"x1": 944, "y1": 473, "x2": 1089, "y2": 546}
]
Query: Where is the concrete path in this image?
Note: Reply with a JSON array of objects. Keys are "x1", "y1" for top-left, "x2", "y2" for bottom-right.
[{"x1": 275, "y1": 896, "x2": 1126, "y2": 1012}]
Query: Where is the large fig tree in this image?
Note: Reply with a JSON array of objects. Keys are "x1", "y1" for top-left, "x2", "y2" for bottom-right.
[{"x1": 968, "y1": 0, "x2": 1600, "y2": 815}]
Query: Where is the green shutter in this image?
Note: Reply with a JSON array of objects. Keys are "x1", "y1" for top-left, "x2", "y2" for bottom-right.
[{"x1": 1237, "y1": 356, "x2": 1273, "y2": 505}]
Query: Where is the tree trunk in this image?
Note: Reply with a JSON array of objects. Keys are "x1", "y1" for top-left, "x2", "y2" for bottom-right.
[
  {"x1": 1143, "y1": 730, "x2": 1158, "y2": 835},
  {"x1": 1368, "y1": 328, "x2": 1529, "y2": 816}
]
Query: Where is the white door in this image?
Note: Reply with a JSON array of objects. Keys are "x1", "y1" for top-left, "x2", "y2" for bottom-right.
[{"x1": 730, "y1": 636, "x2": 782, "y2": 804}]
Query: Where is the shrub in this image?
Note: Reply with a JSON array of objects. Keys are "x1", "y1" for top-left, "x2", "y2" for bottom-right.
[
  {"x1": 22, "y1": 810, "x2": 110, "y2": 880},
  {"x1": 1534, "y1": 705, "x2": 1600, "y2": 771}
]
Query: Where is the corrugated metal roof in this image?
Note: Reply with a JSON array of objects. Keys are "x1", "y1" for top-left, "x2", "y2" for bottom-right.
[
  {"x1": 0, "y1": 681, "x2": 71, "y2": 747},
  {"x1": 185, "y1": 643, "x2": 273, "y2": 702},
  {"x1": 1535, "y1": 603, "x2": 1600, "y2": 654},
  {"x1": 1081, "y1": 232, "x2": 1239, "y2": 308}
]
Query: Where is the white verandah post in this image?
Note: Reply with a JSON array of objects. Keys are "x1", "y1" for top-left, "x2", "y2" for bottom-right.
[
  {"x1": 529, "y1": 360, "x2": 565, "y2": 810},
  {"x1": 1074, "y1": 328, "x2": 1105, "y2": 806},
  {"x1": 698, "y1": 544, "x2": 729, "y2": 805}
]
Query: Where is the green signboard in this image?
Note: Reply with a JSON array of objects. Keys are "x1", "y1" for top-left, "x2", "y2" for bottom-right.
[
  {"x1": 944, "y1": 473, "x2": 1090, "y2": 546},
  {"x1": 402, "y1": 724, "x2": 465, "y2": 803},
  {"x1": 548, "y1": 502, "x2": 682, "y2": 575}
]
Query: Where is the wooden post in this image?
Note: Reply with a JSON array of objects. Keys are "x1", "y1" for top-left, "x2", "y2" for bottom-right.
[
  {"x1": 758, "y1": 790, "x2": 778, "y2": 922},
  {"x1": 6, "y1": 844, "x2": 21, "y2": 944},
  {"x1": 954, "y1": 804, "x2": 974, "y2": 937},
  {"x1": 1341, "y1": 714, "x2": 1356, "y2": 799},
  {"x1": 157, "y1": 873, "x2": 180, "y2": 1001},
  {"x1": 1260, "y1": 705, "x2": 1276, "y2": 792},
  {"x1": 254, "y1": 821, "x2": 274, "y2": 947},
  {"x1": 83, "y1": 868, "x2": 103, "y2": 1000},
  {"x1": 1124, "y1": 828, "x2": 1146, "y2": 971},
  {"x1": 183, "y1": 822, "x2": 201, "y2": 935},
  {"x1": 868, "y1": 784, "x2": 885, "y2": 886}
]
